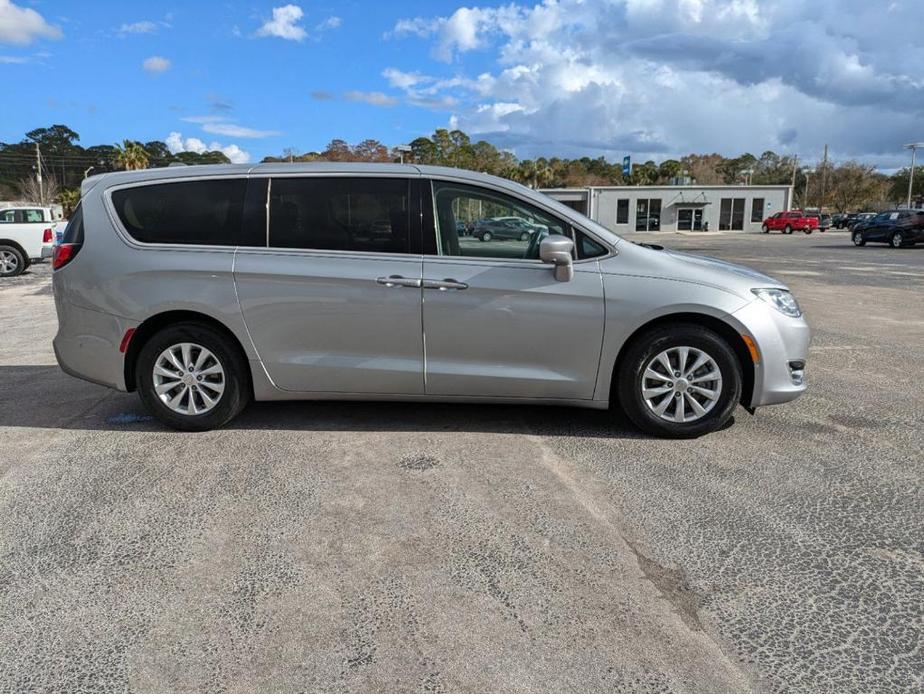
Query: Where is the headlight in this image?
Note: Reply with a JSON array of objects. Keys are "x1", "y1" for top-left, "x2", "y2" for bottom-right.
[{"x1": 752, "y1": 288, "x2": 802, "y2": 317}]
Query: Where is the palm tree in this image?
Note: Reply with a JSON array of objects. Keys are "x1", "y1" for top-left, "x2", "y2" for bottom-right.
[
  {"x1": 114, "y1": 140, "x2": 149, "y2": 171},
  {"x1": 58, "y1": 189, "x2": 81, "y2": 218},
  {"x1": 535, "y1": 158, "x2": 555, "y2": 189}
]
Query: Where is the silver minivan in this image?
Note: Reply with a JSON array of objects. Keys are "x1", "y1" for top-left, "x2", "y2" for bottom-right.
[{"x1": 52, "y1": 163, "x2": 810, "y2": 437}]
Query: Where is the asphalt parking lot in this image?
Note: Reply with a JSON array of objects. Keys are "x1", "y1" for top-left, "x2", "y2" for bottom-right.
[{"x1": 0, "y1": 232, "x2": 921, "y2": 693}]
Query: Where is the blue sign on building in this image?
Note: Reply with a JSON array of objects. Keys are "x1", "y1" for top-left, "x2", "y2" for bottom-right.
[{"x1": 622, "y1": 155, "x2": 631, "y2": 176}]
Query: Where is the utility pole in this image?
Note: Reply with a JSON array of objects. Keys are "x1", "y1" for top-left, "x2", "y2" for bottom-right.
[
  {"x1": 819, "y1": 144, "x2": 828, "y2": 210},
  {"x1": 790, "y1": 154, "x2": 798, "y2": 190},
  {"x1": 35, "y1": 142, "x2": 44, "y2": 205}
]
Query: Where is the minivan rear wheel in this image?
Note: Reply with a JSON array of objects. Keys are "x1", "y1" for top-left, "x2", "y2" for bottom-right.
[
  {"x1": 616, "y1": 324, "x2": 742, "y2": 438},
  {"x1": 136, "y1": 322, "x2": 250, "y2": 431}
]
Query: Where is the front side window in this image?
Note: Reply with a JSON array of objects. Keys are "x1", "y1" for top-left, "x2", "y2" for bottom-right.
[
  {"x1": 269, "y1": 177, "x2": 410, "y2": 254},
  {"x1": 432, "y1": 181, "x2": 570, "y2": 260},
  {"x1": 111, "y1": 178, "x2": 246, "y2": 245}
]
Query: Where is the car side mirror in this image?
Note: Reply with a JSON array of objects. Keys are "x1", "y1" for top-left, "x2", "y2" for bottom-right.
[{"x1": 539, "y1": 236, "x2": 574, "y2": 282}]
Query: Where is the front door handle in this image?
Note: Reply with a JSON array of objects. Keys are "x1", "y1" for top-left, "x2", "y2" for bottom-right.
[
  {"x1": 376, "y1": 275, "x2": 422, "y2": 288},
  {"x1": 423, "y1": 278, "x2": 469, "y2": 291}
]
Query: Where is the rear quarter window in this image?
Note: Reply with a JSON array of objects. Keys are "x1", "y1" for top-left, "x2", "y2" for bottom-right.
[
  {"x1": 110, "y1": 178, "x2": 246, "y2": 245},
  {"x1": 62, "y1": 205, "x2": 84, "y2": 244}
]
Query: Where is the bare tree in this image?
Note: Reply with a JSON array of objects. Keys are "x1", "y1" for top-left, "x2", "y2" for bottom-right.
[
  {"x1": 17, "y1": 174, "x2": 61, "y2": 205},
  {"x1": 827, "y1": 162, "x2": 888, "y2": 212}
]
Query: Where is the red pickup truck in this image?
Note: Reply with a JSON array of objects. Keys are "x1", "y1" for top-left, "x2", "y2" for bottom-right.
[{"x1": 761, "y1": 211, "x2": 818, "y2": 234}]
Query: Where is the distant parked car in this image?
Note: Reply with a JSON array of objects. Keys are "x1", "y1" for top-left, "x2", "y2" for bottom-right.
[
  {"x1": 0, "y1": 205, "x2": 57, "y2": 276},
  {"x1": 852, "y1": 210, "x2": 924, "y2": 248},
  {"x1": 815, "y1": 214, "x2": 832, "y2": 232},
  {"x1": 847, "y1": 212, "x2": 876, "y2": 231},
  {"x1": 832, "y1": 213, "x2": 857, "y2": 229},
  {"x1": 474, "y1": 217, "x2": 540, "y2": 242},
  {"x1": 761, "y1": 211, "x2": 819, "y2": 235}
]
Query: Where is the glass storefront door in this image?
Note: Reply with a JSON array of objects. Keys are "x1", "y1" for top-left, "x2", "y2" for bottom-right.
[{"x1": 677, "y1": 208, "x2": 704, "y2": 231}]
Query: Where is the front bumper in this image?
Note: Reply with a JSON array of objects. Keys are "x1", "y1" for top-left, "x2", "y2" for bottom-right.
[{"x1": 733, "y1": 299, "x2": 811, "y2": 407}]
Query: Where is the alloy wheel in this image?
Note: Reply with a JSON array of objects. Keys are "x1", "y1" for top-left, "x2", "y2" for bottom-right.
[
  {"x1": 152, "y1": 342, "x2": 225, "y2": 416},
  {"x1": 641, "y1": 346, "x2": 723, "y2": 423},
  {"x1": 0, "y1": 250, "x2": 20, "y2": 275}
]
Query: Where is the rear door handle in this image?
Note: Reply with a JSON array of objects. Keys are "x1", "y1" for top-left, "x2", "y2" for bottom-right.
[
  {"x1": 423, "y1": 278, "x2": 469, "y2": 291},
  {"x1": 376, "y1": 275, "x2": 422, "y2": 288}
]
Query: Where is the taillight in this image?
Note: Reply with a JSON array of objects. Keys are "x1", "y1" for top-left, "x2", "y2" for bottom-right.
[
  {"x1": 53, "y1": 243, "x2": 80, "y2": 270},
  {"x1": 43, "y1": 228, "x2": 53, "y2": 243}
]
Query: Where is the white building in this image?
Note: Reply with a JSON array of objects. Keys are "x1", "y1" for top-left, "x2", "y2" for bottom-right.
[{"x1": 542, "y1": 184, "x2": 793, "y2": 233}]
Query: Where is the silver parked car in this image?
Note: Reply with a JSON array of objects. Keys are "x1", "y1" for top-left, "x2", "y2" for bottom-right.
[{"x1": 52, "y1": 163, "x2": 810, "y2": 437}]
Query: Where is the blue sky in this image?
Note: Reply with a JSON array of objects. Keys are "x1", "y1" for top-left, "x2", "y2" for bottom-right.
[{"x1": 2, "y1": 1, "x2": 923, "y2": 167}]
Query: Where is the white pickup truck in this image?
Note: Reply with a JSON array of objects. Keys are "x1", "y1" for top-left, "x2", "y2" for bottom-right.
[{"x1": 0, "y1": 206, "x2": 59, "y2": 277}]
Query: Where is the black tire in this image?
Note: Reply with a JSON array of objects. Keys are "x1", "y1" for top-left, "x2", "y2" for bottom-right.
[
  {"x1": 890, "y1": 231, "x2": 906, "y2": 248},
  {"x1": 761, "y1": 224, "x2": 769, "y2": 233},
  {"x1": 481, "y1": 231, "x2": 492, "y2": 242},
  {"x1": 616, "y1": 324, "x2": 742, "y2": 439},
  {"x1": 136, "y1": 322, "x2": 250, "y2": 431},
  {"x1": 519, "y1": 231, "x2": 530, "y2": 241},
  {"x1": 0, "y1": 245, "x2": 25, "y2": 278},
  {"x1": 852, "y1": 232, "x2": 865, "y2": 247},
  {"x1": 784, "y1": 225, "x2": 793, "y2": 235},
  {"x1": 803, "y1": 228, "x2": 813, "y2": 235}
]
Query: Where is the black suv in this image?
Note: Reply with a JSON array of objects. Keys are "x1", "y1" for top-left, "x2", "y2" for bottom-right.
[
  {"x1": 832, "y1": 212, "x2": 857, "y2": 229},
  {"x1": 852, "y1": 210, "x2": 924, "y2": 248}
]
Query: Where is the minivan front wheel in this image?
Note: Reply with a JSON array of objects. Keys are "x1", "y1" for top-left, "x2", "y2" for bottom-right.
[
  {"x1": 617, "y1": 324, "x2": 742, "y2": 438},
  {"x1": 136, "y1": 323, "x2": 250, "y2": 431}
]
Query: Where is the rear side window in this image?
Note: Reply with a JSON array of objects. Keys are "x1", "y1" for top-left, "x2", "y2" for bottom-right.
[
  {"x1": 111, "y1": 179, "x2": 246, "y2": 245},
  {"x1": 269, "y1": 177, "x2": 410, "y2": 254}
]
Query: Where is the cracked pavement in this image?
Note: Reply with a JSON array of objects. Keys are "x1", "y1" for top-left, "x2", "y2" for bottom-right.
[{"x1": 0, "y1": 233, "x2": 922, "y2": 692}]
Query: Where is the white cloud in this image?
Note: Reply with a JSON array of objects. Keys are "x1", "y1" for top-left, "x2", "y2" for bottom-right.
[
  {"x1": 165, "y1": 131, "x2": 251, "y2": 164},
  {"x1": 0, "y1": 54, "x2": 28, "y2": 63},
  {"x1": 389, "y1": 0, "x2": 924, "y2": 166},
  {"x1": 202, "y1": 122, "x2": 281, "y2": 138},
  {"x1": 118, "y1": 20, "x2": 158, "y2": 35},
  {"x1": 316, "y1": 16, "x2": 341, "y2": 31},
  {"x1": 345, "y1": 90, "x2": 398, "y2": 107},
  {"x1": 383, "y1": 68, "x2": 426, "y2": 90},
  {"x1": 256, "y1": 4, "x2": 307, "y2": 41},
  {"x1": 214, "y1": 143, "x2": 250, "y2": 164},
  {"x1": 0, "y1": 0, "x2": 62, "y2": 45},
  {"x1": 180, "y1": 115, "x2": 281, "y2": 138},
  {"x1": 142, "y1": 55, "x2": 171, "y2": 73},
  {"x1": 181, "y1": 115, "x2": 227, "y2": 125}
]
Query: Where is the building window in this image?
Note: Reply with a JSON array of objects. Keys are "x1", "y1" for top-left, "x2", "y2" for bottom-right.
[
  {"x1": 719, "y1": 198, "x2": 745, "y2": 230},
  {"x1": 635, "y1": 198, "x2": 661, "y2": 231},
  {"x1": 751, "y1": 198, "x2": 765, "y2": 223},
  {"x1": 616, "y1": 198, "x2": 629, "y2": 225}
]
